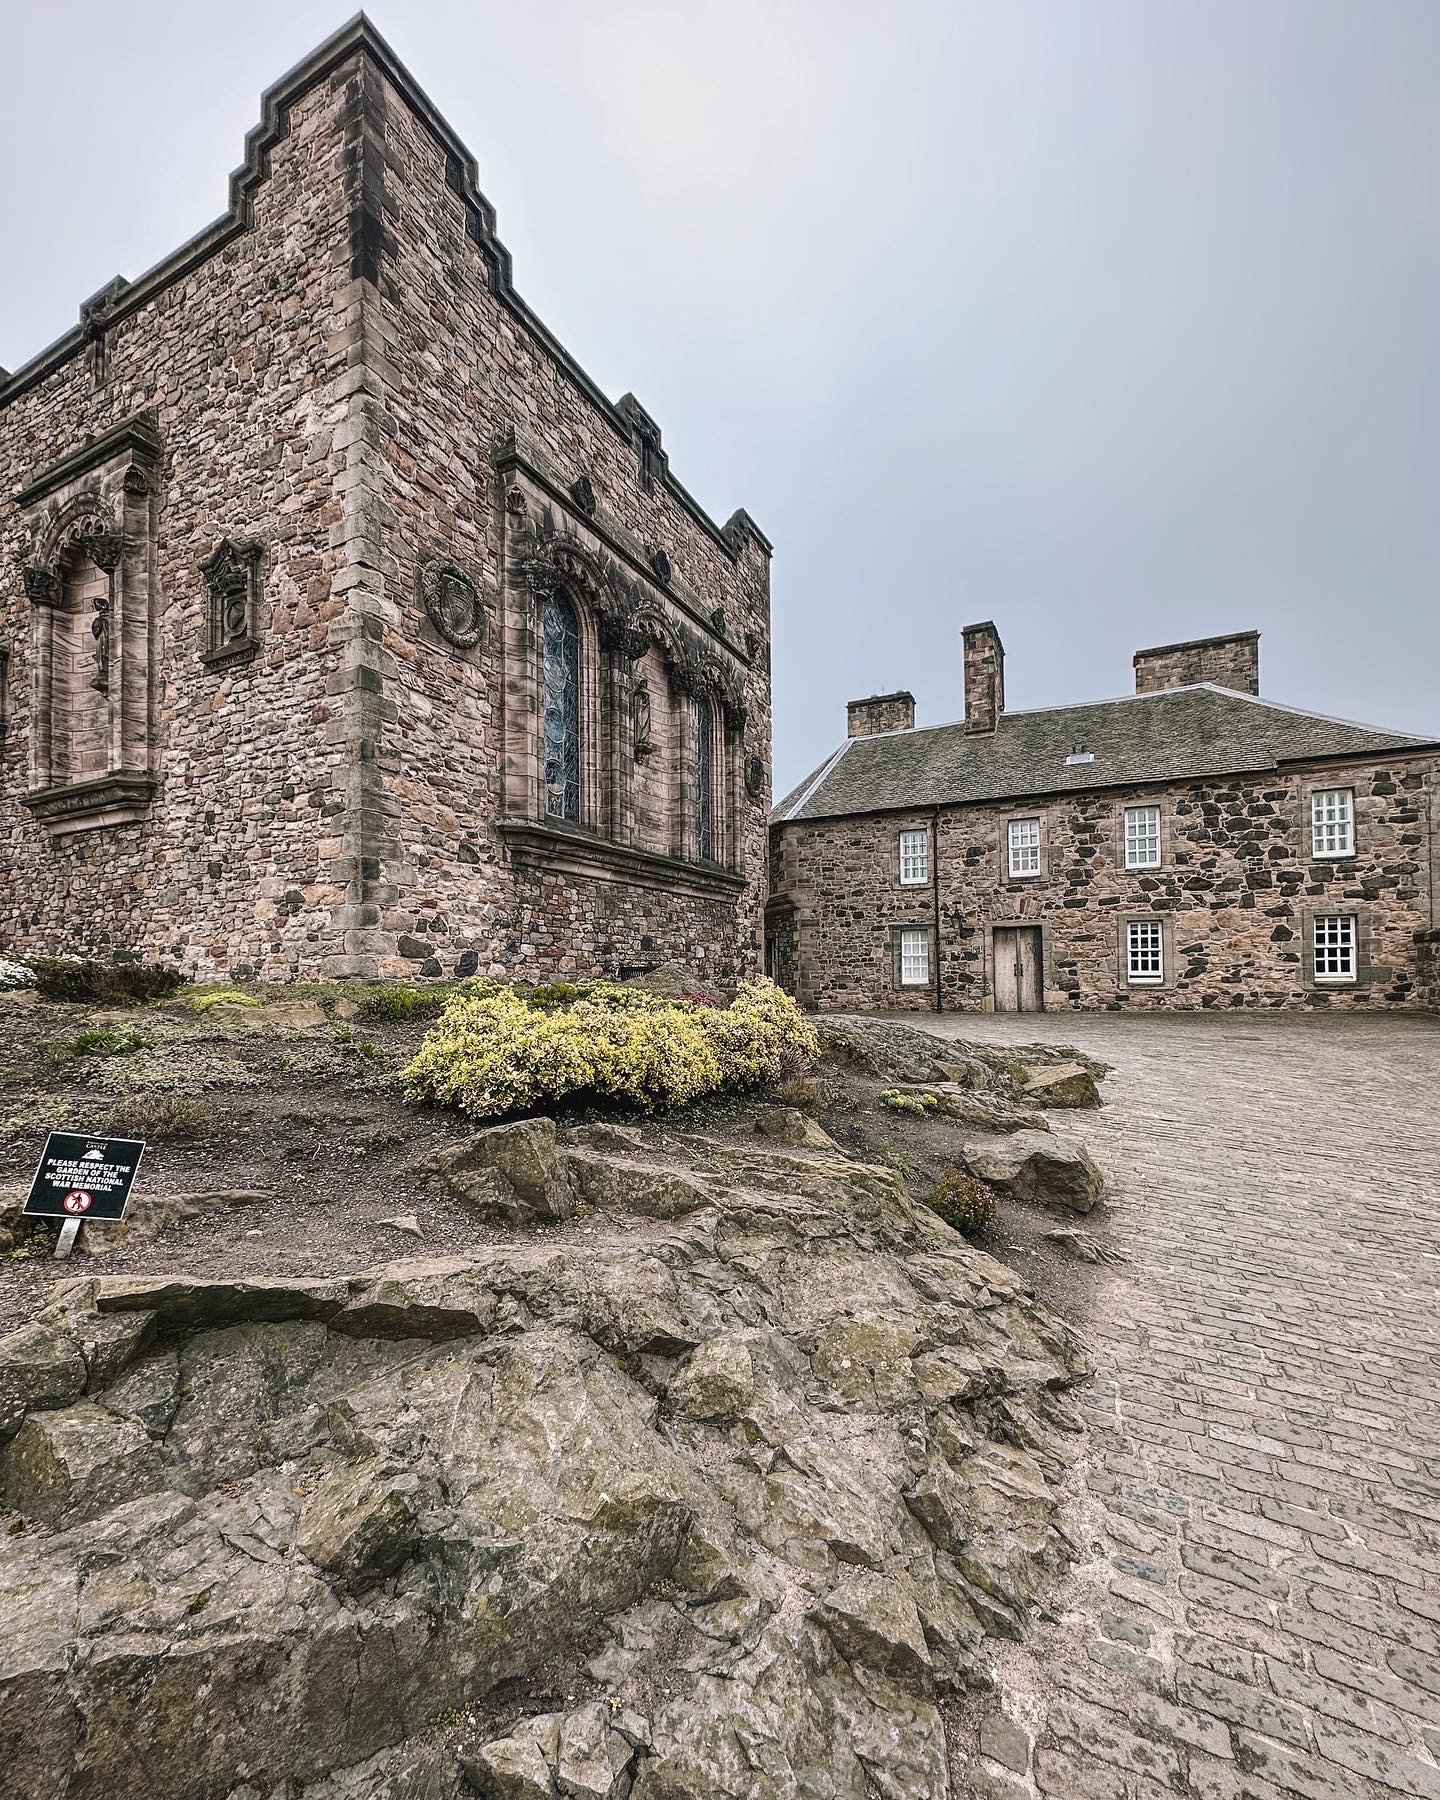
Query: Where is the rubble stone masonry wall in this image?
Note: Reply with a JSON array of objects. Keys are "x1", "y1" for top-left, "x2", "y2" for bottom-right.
[
  {"x1": 1, "y1": 27, "x2": 772, "y2": 985},
  {"x1": 344, "y1": 56, "x2": 772, "y2": 984},
  {"x1": 0, "y1": 72, "x2": 356, "y2": 979},
  {"x1": 773, "y1": 754, "x2": 1440, "y2": 1011}
]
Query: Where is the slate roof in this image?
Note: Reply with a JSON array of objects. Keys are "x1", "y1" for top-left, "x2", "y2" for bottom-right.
[{"x1": 773, "y1": 685, "x2": 1437, "y2": 824}]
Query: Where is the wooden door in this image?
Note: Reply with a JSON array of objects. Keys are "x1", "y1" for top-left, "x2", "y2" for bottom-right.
[{"x1": 993, "y1": 925, "x2": 1044, "y2": 1013}]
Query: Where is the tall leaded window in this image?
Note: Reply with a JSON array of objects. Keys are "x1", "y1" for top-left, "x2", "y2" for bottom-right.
[
  {"x1": 1313, "y1": 915, "x2": 1356, "y2": 983},
  {"x1": 1008, "y1": 817, "x2": 1041, "y2": 878},
  {"x1": 898, "y1": 829, "x2": 929, "y2": 886},
  {"x1": 1311, "y1": 789, "x2": 1354, "y2": 859},
  {"x1": 542, "y1": 590, "x2": 581, "y2": 822},
  {"x1": 696, "y1": 703, "x2": 714, "y2": 862},
  {"x1": 1126, "y1": 919, "x2": 1164, "y2": 985},
  {"x1": 1124, "y1": 805, "x2": 1161, "y2": 869}
]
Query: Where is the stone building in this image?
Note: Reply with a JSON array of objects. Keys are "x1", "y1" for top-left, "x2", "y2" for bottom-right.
[
  {"x1": 769, "y1": 626, "x2": 1440, "y2": 1012},
  {"x1": 0, "y1": 20, "x2": 772, "y2": 984}
]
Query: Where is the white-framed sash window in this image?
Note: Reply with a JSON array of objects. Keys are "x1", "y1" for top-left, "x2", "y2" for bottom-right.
[
  {"x1": 898, "y1": 828, "x2": 929, "y2": 886},
  {"x1": 899, "y1": 928, "x2": 931, "y2": 986},
  {"x1": 1124, "y1": 805, "x2": 1161, "y2": 869},
  {"x1": 1311, "y1": 789, "x2": 1354, "y2": 858},
  {"x1": 1126, "y1": 919, "x2": 1164, "y2": 985},
  {"x1": 1313, "y1": 914, "x2": 1357, "y2": 983},
  {"x1": 1007, "y1": 817, "x2": 1041, "y2": 878}
]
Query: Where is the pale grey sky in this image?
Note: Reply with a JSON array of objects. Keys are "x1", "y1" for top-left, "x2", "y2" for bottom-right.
[{"x1": 3, "y1": 0, "x2": 1436, "y2": 789}]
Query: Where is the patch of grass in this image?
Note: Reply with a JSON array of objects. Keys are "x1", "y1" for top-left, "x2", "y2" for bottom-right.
[
  {"x1": 28, "y1": 958, "x2": 189, "y2": 1006},
  {"x1": 106, "y1": 1093, "x2": 212, "y2": 1140},
  {"x1": 62, "y1": 1028, "x2": 153, "y2": 1059},
  {"x1": 880, "y1": 1147, "x2": 920, "y2": 1179},
  {"x1": 187, "y1": 990, "x2": 261, "y2": 1014},
  {"x1": 925, "y1": 1165, "x2": 997, "y2": 1239},
  {"x1": 355, "y1": 984, "x2": 458, "y2": 1021}
]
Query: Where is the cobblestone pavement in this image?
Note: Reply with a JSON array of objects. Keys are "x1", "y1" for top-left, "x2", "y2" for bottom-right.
[{"x1": 921, "y1": 1011, "x2": 1440, "y2": 1800}]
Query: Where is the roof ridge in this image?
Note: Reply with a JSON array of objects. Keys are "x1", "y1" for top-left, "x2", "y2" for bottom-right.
[
  {"x1": 776, "y1": 736, "x2": 855, "y2": 822},
  {"x1": 835, "y1": 681, "x2": 1435, "y2": 747},
  {"x1": 1190, "y1": 683, "x2": 1437, "y2": 742}
]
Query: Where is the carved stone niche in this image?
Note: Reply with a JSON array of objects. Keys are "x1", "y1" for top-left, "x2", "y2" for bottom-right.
[
  {"x1": 18, "y1": 413, "x2": 161, "y2": 837},
  {"x1": 200, "y1": 538, "x2": 264, "y2": 669}
]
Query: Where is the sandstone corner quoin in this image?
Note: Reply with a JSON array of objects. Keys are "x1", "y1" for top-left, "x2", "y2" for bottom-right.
[
  {"x1": 769, "y1": 624, "x2": 1440, "y2": 1012},
  {"x1": 0, "y1": 18, "x2": 773, "y2": 986}
]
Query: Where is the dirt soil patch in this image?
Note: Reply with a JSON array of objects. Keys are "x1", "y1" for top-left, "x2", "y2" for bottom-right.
[{"x1": 0, "y1": 989, "x2": 1113, "y2": 1337}]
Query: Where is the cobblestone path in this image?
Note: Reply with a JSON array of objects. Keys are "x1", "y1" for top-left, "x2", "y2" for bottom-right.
[{"x1": 922, "y1": 1011, "x2": 1440, "y2": 1800}]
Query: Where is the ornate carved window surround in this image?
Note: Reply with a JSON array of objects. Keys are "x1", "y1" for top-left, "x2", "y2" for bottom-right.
[
  {"x1": 492, "y1": 429, "x2": 750, "y2": 663},
  {"x1": 18, "y1": 413, "x2": 161, "y2": 835},
  {"x1": 500, "y1": 487, "x2": 749, "y2": 882}
]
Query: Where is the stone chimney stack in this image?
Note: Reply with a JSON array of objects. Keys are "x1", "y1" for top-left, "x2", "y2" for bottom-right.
[
  {"x1": 846, "y1": 691, "x2": 916, "y2": 738},
  {"x1": 963, "y1": 621, "x2": 1005, "y2": 735},
  {"x1": 1134, "y1": 630, "x2": 1260, "y2": 696}
]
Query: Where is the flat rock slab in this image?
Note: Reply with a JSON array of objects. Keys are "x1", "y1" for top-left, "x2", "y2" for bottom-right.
[
  {"x1": 1014, "y1": 1061, "x2": 1102, "y2": 1109},
  {"x1": 91, "y1": 1273, "x2": 351, "y2": 1324}
]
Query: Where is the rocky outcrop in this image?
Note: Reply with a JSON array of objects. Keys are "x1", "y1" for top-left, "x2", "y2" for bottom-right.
[
  {"x1": 751, "y1": 1104, "x2": 841, "y2": 1151},
  {"x1": 816, "y1": 1017, "x2": 1108, "y2": 1109},
  {"x1": 0, "y1": 1128, "x2": 1089, "y2": 1800},
  {"x1": 962, "y1": 1130, "x2": 1105, "y2": 1214},
  {"x1": 420, "y1": 1117, "x2": 575, "y2": 1225},
  {"x1": 883, "y1": 1082, "x2": 1048, "y2": 1133}
]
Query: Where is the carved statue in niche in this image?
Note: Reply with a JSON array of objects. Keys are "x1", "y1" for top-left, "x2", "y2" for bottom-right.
[
  {"x1": 88, "y1": 532, "x2": 125, "y2": 694},
  {"x1": 632, "y1": 677, "x2": 655, "y2": 761}
]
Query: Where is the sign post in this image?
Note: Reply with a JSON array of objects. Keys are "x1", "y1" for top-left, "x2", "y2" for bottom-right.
[{"x1": 24, "y1": 1132, "x2": 145, "y2": 1258}]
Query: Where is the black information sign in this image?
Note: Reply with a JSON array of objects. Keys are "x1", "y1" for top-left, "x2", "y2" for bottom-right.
[{"x1": 24, "y1": 1131, "x2": 145, "y2": 1222}]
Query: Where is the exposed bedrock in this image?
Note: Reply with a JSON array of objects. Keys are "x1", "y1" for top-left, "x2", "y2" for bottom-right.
[{"x1": 0, "y1": 1126, "x2": 1092, "y2": 1800}]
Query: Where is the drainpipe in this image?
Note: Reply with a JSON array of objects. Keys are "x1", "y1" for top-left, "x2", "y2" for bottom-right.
[{"x1": 931, "y1": 806, "x2": 943, "y2": 1014}]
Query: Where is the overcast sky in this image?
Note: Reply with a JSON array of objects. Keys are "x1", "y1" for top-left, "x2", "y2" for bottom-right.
[{"x1": 4, "y1": 0, "x2": 1436, "y2": 790}]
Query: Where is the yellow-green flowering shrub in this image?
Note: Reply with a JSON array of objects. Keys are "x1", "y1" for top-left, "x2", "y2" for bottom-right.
[
  {"x1": 699, "y1": 979, "x2": 820, "y2": 1089},
  {"x1": 404, "y1": 977, "x2": 815, "y2": 1119}
]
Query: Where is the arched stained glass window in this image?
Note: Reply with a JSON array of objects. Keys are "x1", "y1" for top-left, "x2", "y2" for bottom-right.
[
  {"x1": 542, "y1": 590, "x2": 580, "y2": 822},
  {"x1": 696, "y1": 702, "x2": 714, "y2": 863}
]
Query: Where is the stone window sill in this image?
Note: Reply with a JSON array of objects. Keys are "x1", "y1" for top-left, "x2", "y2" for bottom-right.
[
  {"x1": 497, "y1": 817, "x2": 746, "y2": 899},
  {"x1": 24, "y1": 771, "x2": 157, "y2": 837}
]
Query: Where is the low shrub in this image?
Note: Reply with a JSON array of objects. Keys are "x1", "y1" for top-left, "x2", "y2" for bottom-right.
[
  {"x1": 0, "y1": 958, "x2": 37, "y2": 991},
  {"x1": 881, "y1": 1088, "x2": 937, "y2": 1116},
  {"x1": 28, "y1": 958, "x2": 189, "y2": 1006},
  {"x1": 926, "y1": 1165, "x2": 997, "y2": 1238},
  {"x1": 188, "y1": 990, "x2": 260, "y2": 1014},
  {"x1": 106, "y1": 1093, "x2": 211, "y2": 1140},
  {"x1": 405, "y1": 978, "x2": 817, "y2": 1120}
]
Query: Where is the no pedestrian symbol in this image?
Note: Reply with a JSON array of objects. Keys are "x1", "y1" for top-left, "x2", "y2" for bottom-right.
[{"x1": 25, "y1": 1132, "x2": 145, "y2": 1224}]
